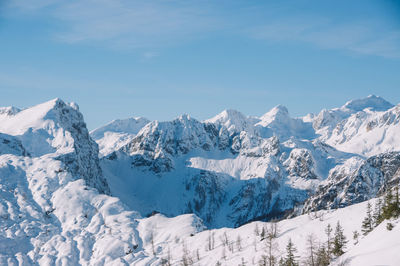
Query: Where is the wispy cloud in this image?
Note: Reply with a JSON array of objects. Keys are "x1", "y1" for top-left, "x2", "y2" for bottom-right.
[
  {"x1": 7, "y1": 1, "x2": 400, "y2": 58},
  {"x1": 249, "y1": 17, "x2": 400, "y2": 59},
  {"x1": 9, "y1": 0, "x2": 221, "y2": 49}
]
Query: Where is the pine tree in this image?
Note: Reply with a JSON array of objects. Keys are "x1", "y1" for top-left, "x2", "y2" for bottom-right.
[
  {"x1": 382, "y1": 189, "x2": 395, "y2": 220},
  {"x1": 361, "y1": 202, "x2": 373, "y2": 235},
  {"x1": 283, "y1": 238, "x2": 298, "y2": 266},
  {"x1": 315, "y1": 245, "x2": 330, "y2": 266},
  {"x1": 373, "y1": 198, "x2": 383, "y2": 226},
  {"x1": 394, "y1": 186, "x2": 400, "y2": 218},
  {"x1": 324, "y1": 224, "x2": 333, "y2": 258},
  {"x1": 332, "y1": 221, "x2": 347, "y2": 257}
]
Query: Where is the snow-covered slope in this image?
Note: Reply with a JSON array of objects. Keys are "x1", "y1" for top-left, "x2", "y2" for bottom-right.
[
  {"x1": 256, "y1": 105, "x2": 315, "y2": 140},
  {"x1": 90, "y1": 117, "x2": 150, "y2": 157},
  {"x1": 324, "y1": 104, "x2": 400, "y2": 156},
  {"x1": 313, "y1": 95, "x2": 393, "y2": 133},
  {"x1": 313, "y1": 95, "x2": 396, "y2": 156},
  {"x1": 133, "y1": 198, "x2": 400, "y2": 266}
]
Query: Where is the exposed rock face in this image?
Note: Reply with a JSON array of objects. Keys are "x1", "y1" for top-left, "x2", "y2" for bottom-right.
[
  {"x1": 120, "y1": 115, "x2": 232, "y2": 173},
  {"x1": 284, "y1": 149, "x2": 317, "y2": 180},
  {"x1": 185, "y1": 170, "x2": 227, "y2": 225},
  {"x1": 51, "y1": 100, "x2": 110, "y2": 194}
]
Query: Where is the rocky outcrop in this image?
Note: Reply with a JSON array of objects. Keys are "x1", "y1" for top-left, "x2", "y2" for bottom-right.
[
  {"x1": 303, "y1": 152, "x2": 400, "y2": 213},
  {"x1": 0, "y1": 99, "x2": 110, "y2": 194},
  {"x1": 284, "y1": 149, "x2": 317, "y2": 180}
]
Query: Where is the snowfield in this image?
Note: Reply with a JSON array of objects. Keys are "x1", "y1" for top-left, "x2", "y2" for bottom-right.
[
  {"x1": 135, "y1": 200, "x2": 400, "y2": 266},
  {"x1": 0, "y1": 96, "x2": 400, "y2": 265}
]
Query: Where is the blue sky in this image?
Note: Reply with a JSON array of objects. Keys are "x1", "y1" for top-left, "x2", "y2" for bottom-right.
[{"x1": 1, "y1": 0, "x2": 400, "y2": 129}]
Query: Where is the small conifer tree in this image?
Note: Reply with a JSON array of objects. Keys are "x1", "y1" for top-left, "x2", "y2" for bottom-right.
[
  {"x1": 283, "y1": 238, "x2": 298, "y2": 266},
  {"x1": 362, "y1": 202, "x2": 373, "y2": 235},
  {"x1": 332, "y1": 221, "x2": 347, "y2": 257},
  {"x1": 373, "y1": 198, "x2": 383, "y2": 226},
  {"x1": 315, "y1": 245, "x2": 330, "y2": 266}
]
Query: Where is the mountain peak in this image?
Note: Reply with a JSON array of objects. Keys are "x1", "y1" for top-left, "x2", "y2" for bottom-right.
[
  {"x1": 205, "y1": 109, "x2": 256, "y2": 134},
  {"x1": 269, "y1": 104, "x2": 289, "y2": 115},
  {"x1": 259, "y1": 105, "x2": 289, "y2": 124},
  {"x1": 0, "y1": 98, "x2": 68, "y2": 136},
  {"x1": 342, "y1": 95, "x2": 393, "y2": 112},
  {"x1": 206, "y1": 109, "x2": 246, "y2": 123}
]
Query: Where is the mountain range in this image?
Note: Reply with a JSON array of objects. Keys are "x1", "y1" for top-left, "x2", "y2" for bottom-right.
[{"x1": 0, "y1": 95, "x2": 399, "y2": 265}]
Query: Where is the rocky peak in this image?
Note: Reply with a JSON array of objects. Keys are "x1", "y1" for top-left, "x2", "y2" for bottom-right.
[
  {"x1": 0, "y1": 98, "x2": 110, "y2": 194},
  {"x1": 284, "y1": 148, "x2": 317, "y2": 180},
  {"x1": 205, "y1": 109, "x2": 258, "y2": 136}
]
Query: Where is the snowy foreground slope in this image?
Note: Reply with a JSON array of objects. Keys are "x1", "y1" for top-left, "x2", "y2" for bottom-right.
[
  {"x1": 1, "y1": 96, "x2": 400, "y2": 265},
  {"x1": 136, "y1": 200, "x2": 400, "y2": 266}
]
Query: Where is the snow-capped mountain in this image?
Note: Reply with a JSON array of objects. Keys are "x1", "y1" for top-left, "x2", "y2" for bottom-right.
[
  {"x1": 0, "y1": 99, "x2": 109, "y2": 193},
  {"x1": 324, "y1": 104, "x2": 400, "y2": 157},
  {"x1": 97, "y1": 95, "x2": 399, "y2": 228},
  {"x1": 0, "y1": 99, "x2": 149, "y2": 264},
  {"x1": 205, "y1": 109, "x2": 259, "y2": 136},
  {"x1": 1, "y1": 95, "x2": 400, "y2": 265},
  {"x1": 312, "y1": 95, "x2": 394, "y2": 148}
]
